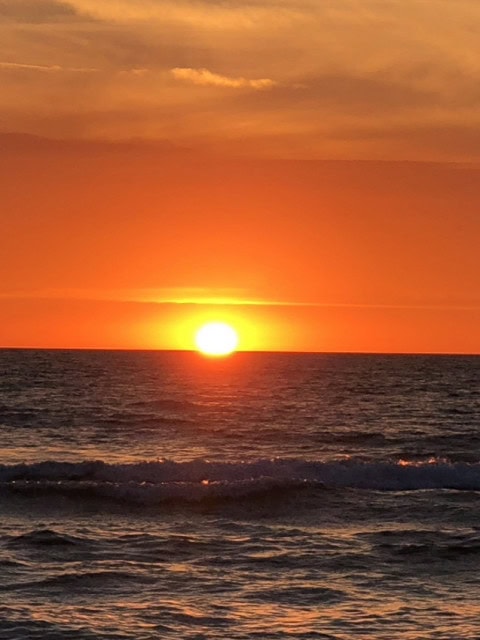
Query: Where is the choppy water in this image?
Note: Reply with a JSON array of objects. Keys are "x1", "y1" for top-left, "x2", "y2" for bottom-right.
[{"x1": 0, "y1": 349, "x2": 479, "y2": 639}]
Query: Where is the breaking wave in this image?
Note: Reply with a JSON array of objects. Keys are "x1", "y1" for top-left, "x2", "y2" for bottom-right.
[{"x1": 1, "y1": 457, "x2": 480, "y2": 504}]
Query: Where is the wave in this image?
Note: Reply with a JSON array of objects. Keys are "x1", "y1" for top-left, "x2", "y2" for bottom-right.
[
  {"x1": 2, "y1": 569, "x2": 148, "y2": 594},
  {"x1": 1, "y1": 457, "x2": 480, "y2": 504},
  {"x1": 6, "y1": 529, "x2": 83, "y2": 548},
  {"x1": 373, "y1": 529, "x2": 480, "y2": 559}
]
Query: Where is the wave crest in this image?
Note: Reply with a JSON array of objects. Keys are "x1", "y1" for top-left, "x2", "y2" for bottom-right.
[{"x1": 1, "y1": 457, "x2": 480, "y2": 504}]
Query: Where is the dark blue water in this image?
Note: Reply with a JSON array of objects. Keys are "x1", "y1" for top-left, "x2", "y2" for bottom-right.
[{"x1": 0, "y1": 350, "x2": 479, "y2": 639}]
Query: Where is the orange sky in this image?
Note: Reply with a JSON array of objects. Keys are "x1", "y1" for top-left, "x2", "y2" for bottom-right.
[{"x1": 1, "y1": 0, "x2": 479, "y2": 353}]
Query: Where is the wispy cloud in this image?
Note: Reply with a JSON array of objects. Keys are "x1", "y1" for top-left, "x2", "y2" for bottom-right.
[
  {"x1": 3, "y1": 0, "x2": 480, "y2": 160},
  {"x1": 0, "y1": 61, "x2": 97, "y2": 73},
  {"x1": 171, "y1": 67, "x2": 276, "y2": 90},
  {"x1": 2, "y1": 287, "x2": 479, "y2": 312},
  {"x1": 0, "y1": 0, "x2": 83, "y2": 23}
]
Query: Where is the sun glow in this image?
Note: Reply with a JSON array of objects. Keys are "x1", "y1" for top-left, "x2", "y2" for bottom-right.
[{"x1": 195, "y1": 322, "x2": 239, "y2": 357}]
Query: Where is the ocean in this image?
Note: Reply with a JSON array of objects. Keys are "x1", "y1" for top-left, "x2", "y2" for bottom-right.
[{"x1": 0, "y1": 349, "x2": 479, "y2": 639}]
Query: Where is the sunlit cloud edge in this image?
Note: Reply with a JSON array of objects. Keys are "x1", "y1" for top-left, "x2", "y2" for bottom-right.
[{"x1": 1, "y1": 288, "x2": 479, "y2": 311}]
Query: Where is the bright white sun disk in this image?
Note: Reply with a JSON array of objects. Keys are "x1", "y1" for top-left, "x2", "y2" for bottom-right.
[{"x1": 195, "y1": 322, "x2": 239, "y2": 356}]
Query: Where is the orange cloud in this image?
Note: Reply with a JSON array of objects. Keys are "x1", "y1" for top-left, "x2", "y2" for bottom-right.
[
  {"x1": 0, "y1": 61, "x2": 97, "y2": 73},
  {"x1": 2, "y1": 0, "x2": 480, "y2": 160},
  {"x1": 171, "y1": 67, "x2": 276, "y2": 90}
]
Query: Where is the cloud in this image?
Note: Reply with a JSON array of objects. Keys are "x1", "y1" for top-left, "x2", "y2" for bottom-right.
[
  {"x1": 0, "y1": 61, "x2": 97, "y2": 73},
  {"x1": 339, "y1": 122, "x2": 480, "y2": 162},
  {"x1": 0, "y1": 61, "x2": 62, "y2": 72},
  {"x1": 2, "y1": 0, "x2": 480, "y2": 161},
  {"x1": 66, "y1": 0, "x2": 304, "y2": 29},
  {"x1": 171, "y1": 67, "x2": 276, "y2": 90},
  {"x1": 0, "y1": 0, "x2": 82, "y2": 23}
]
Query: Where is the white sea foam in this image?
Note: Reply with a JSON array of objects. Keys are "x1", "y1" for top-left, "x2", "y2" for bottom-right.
[{"x1": 1, "y1": 458, "x2": 479, "y2": 503}]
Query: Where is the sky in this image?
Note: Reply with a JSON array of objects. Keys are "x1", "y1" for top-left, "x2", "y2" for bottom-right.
[{"x1": 1, "y1": 0, "x2": 479, "y2": 353}]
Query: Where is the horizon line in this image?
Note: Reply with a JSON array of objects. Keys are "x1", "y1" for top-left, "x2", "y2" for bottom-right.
[{"x1": 1, "y1": 346, "x2": 479, "y2": 357}]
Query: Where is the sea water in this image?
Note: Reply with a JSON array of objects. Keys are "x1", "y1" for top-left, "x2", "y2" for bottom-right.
[{"x1": 0, "y1": 349, "x2": 479, "y2": 639}]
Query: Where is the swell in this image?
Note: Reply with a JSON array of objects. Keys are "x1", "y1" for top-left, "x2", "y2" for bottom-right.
[
  {"x1": 370, "y1": 528, "x2": 480, "y2": 560},
  {"x1": 1, "y1": 570, "x2": 150, "y2": 594},
  {"x1": 1, "y1": 457, "x2": 480, "y2": 504},
  {"x1": 6, "y1": 528, "x2": 84, "y2": 548}
]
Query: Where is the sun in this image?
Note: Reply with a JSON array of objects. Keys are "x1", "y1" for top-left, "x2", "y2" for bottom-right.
[{"x1": 195, "y1": 322, "x2": 239, "y2": 357}]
